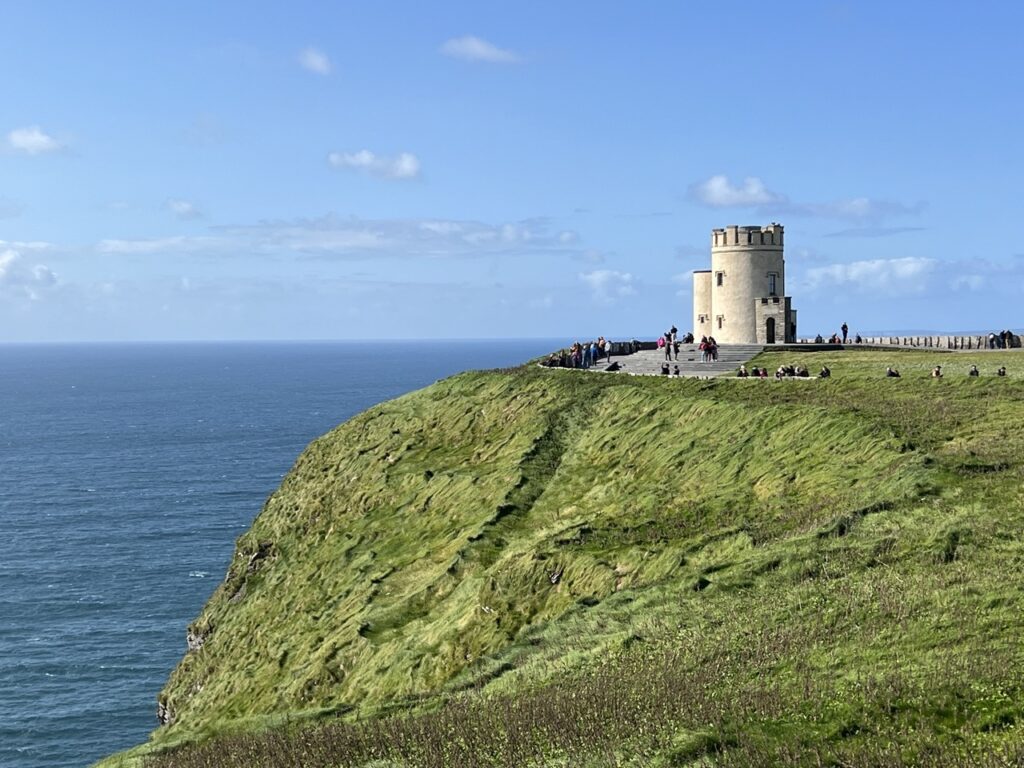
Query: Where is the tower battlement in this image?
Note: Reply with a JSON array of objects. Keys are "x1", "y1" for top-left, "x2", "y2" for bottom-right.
[{"x1": 711, "y1": 223, "x2": 783, "y2": 249}]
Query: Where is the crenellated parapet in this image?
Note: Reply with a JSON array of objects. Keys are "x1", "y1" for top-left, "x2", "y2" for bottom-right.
[{"x1": 711, "y1": 223, "x2": 783, "y2": 249}]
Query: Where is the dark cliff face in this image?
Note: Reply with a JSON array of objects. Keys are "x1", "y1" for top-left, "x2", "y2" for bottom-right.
[{"x1": 117, "y1": 354, "x2": 1024, "y2": 766}]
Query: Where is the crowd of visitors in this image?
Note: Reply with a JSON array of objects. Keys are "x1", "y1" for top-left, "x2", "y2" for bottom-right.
[
  {"x1": 988, "y1": 330, "x2": 1016, "y2": 349},
  {"x1": 542, "y1": 337, "x2": 622, "y2": 369},
  {"x1": 815, "y1": 331, "x2": 862, "y2": 344},
  {"x1": 657, "y1": 326, "x2": 696, "y2": 361}
]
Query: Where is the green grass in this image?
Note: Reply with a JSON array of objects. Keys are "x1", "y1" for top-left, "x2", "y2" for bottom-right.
[{"x1": 98, "y1": 349, "x2": 1024, "y2": 766}]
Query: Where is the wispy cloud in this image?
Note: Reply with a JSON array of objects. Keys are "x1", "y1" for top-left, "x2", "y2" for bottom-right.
[
  {"x1": 579, "y1": 269, "x2": 636, "y2": 304},
  {"x1": 440, "y1": 35, "x2": 520, "y2": 63},
  {"x1": 298, "y1": 46, "x2": 331, "y2": 75},
  {"x1": 688, "y1": 174, "x2": 924, "y2": 224},
  {"x1": 328, "y1": 150, "x2": 421, "y2": 180},
  {"x1": 689, "y1": 175, "x2": 783, "y2": 207},
  {"x1": 97, "y1": 236, "x2": 227, "y2": 255},
  {"x1": 166, "y1": 199, "x2": 203, "y2": 220},
  {"x1": 801, "y1": 257, "x2": 936, "y2": 296},
  {"x1": 7, "y1": 126, "x2": 64, "y2": 155},
  {"x1": 0, "y1": 248, "x2": 58, "y2": 299},
  {"x1": 825, "y1": 226, "x2": 926, "y2": 238},
  {"x1": 96, "y1": 215, "x2": 586, "y2": 261}
]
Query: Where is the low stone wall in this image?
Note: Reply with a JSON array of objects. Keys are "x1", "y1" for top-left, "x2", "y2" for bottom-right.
[{"x1": 852, "y1": 334, "x2": 1020, "y2": 350}]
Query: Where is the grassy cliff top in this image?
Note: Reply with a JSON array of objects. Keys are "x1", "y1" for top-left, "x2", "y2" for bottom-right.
[{"x1": 103, "y1": 349, "x2": 1024, "y2": 767}]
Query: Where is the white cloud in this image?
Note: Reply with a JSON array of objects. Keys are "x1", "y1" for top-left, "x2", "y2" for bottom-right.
[
  {"x1": 802, "y1": 257, "x2": 936, "y2": 296},
  {"x1": 579, "y1": 269, "x2": 637, "y2": 304},
  {"x1": 0, "y1": 248, "x2": 57, "y2": 299},
  {"x1": 328, "y1": 150, "x2": 421, "y2": 180},
  {"x1": 166, "y1": 199, "x2": 203, "y2": 220},
  {"x1": 7, "y1": 126, "x2": 63, "y2": 155},
  {"x1": 688, "y1": 175, "x2": 924, "y2": 225},
  {"x1": 689, "y1": 175, "x2": 782, "y2": 207},
  {"x1": 950, "y1": 274, "x2": 984, "y2": 292},
  {"x1": 298, "y1": 47, "x2": 331, "y2": 75},
  {"x1": 440, "y1": 35, "x2": 520, "y2": 63},
  {"x1": 95, "y1": 215, "x2": 586, "y2": 262},
  {"x1": 97, "y1": 236, "x2": 226, "y2": 255},
  {"x1": 0, "y1": 239, "x2": 54, "y2": 252}
]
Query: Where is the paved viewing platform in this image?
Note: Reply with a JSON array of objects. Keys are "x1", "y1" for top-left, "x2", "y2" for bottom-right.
[{"x1": 597, "y1": 343, "x2": 763, "y2": 378}]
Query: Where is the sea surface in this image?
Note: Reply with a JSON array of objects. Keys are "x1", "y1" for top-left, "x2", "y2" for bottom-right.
[{"x1": 0, "y1": 340, "x2": 559, "y2": 768}]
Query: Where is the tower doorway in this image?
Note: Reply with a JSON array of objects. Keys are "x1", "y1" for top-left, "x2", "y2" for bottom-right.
[{"x1": 766, "y1": 317, "x2": 776, "y2": 344}]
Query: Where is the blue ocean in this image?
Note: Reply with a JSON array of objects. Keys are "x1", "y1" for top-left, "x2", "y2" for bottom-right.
[{"x1": 0, "y1": 340, "x2": 558, "y2": 768}]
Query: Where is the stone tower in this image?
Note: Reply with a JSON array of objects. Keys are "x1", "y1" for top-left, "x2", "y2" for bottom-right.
[{"x1": 692, "y1": 223, "x2": 797, "y2": 344}]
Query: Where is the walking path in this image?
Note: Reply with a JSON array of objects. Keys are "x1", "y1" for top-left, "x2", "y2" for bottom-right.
[{"x1": 596, "y1": 343, "x2": 764, "y2": 378}]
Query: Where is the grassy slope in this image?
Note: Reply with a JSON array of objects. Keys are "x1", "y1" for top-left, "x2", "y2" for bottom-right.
[{"x1": 102, "y1": 350, "x2": 1024, "y2": 766}]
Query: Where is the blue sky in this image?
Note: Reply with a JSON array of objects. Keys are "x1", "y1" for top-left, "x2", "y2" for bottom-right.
[{"x1": 2, "y1": 1, "x2": 1022, "y2": 341}]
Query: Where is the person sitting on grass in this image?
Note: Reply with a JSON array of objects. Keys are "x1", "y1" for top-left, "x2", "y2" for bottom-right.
[
  {"x1": 886, "y1": 367, "x2": 901, "y2": 378},
  {"x1": 819, "y1": 366, "x2": 831, "y2": 378},
  {"x1": 672, "y1": 364, "x2": 680, "y2": 377},
  {"x1": 660, "y1": 362, "x2": 670, "y2": 376},
  {"x1": 998, "y1": 366, "x2": 1007, "y2": 377},
  {"x1": 932, "y1": 365, "x2": 943, "y2": 378},
  {"x1": 737, "y1": 364, "x2": 749, "y2": 378},
  {"x1": 969, "y1": 364, "x2": 980, "y2": 377}
]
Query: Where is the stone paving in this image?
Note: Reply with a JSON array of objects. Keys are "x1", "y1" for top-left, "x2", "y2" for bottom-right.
[{"x1": 594, "y1": 343, "x2": 765, "y2": 378}]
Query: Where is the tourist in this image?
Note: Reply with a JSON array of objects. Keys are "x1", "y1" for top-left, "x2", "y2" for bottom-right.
[
  {"x1": 672, "y1": 364, "x2": 680, "y2": 377},
  {"x1": 819, "y1": 366, "x2": 831, "y2": 378},
  {"x1": 841, "y1": 322, "x2": 848, "y2": 343},
  {"x1": 997, "y1": 366, "x2": 1007, "y2": 377},
  {"x1": 814, "y1": 333, "x2": 824, "y2": 344},
  {"x1": 969, "y1": 364, "x2": 980, "y2": 377},
  {"x1": 758, "y1": 367, "x2": 768, "y2": 379},
  {"x1": 775, "y1": 366, "x2": 785, "y2": 380},
  {"x1": 932, "y1": 365, "x2": 943, "y2": 378},
  {"x1": 663, "y1": 332, "x2": 673, "y2": 361},
  {"x1": 737, "y1": 364, "x2": 749, "y2": 378},
  {"x1": 660, "y1": 362, "x2": 670, "y2": 376},
  {"x1": 699, "y1": 336, "x2": 709, "y2": 363},
  {"x1": 855, "y1": 333, "x2": 863, "y2": 344},
  {"x1": 886, "y1": 367, "x2": 901, "y2": 378},
  {"x1": 989, "y1": 332, "x2": 999, "y2": 350},
  {"x1": 707, "y1": 336, "x2": 719, "y2": 361}
]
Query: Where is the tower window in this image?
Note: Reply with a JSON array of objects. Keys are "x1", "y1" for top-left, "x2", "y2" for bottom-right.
[
  {"x1": 717, "y1": 315, "x2": 724, "y2": 329},
  {"x1": 768, "y1": 273, "x2": 777, "y2": 295},
  {"x1": 716, "y1": 271, "x2": 724, "y2": 287}
]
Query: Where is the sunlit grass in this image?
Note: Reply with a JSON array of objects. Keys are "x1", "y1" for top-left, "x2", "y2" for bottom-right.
[{"x1": 98, "y1": 349, "x2": 1024, "y2": 767}]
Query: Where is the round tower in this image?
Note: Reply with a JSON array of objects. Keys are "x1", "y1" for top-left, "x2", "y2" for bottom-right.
[
  {"x1": 708, "y1": 223, "x2": 785, "y2": 344},
  {"x1": 692, "y1": 270, "x2": 712, "y2": 339}
]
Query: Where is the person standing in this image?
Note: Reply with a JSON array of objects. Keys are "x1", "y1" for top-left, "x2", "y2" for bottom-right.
[{"x1": 841, "y1": 322, "x2": 849, "y2": 343}]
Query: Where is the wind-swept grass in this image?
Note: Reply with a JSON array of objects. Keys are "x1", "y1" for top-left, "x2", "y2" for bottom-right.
[{"x1": 99, "y1": 349, "x2": 1024, "y2": 767}]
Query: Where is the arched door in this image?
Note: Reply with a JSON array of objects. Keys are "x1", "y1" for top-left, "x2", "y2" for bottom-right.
[{"x1": 766, "y1": 317, "x2": 776, "y2": 344}]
